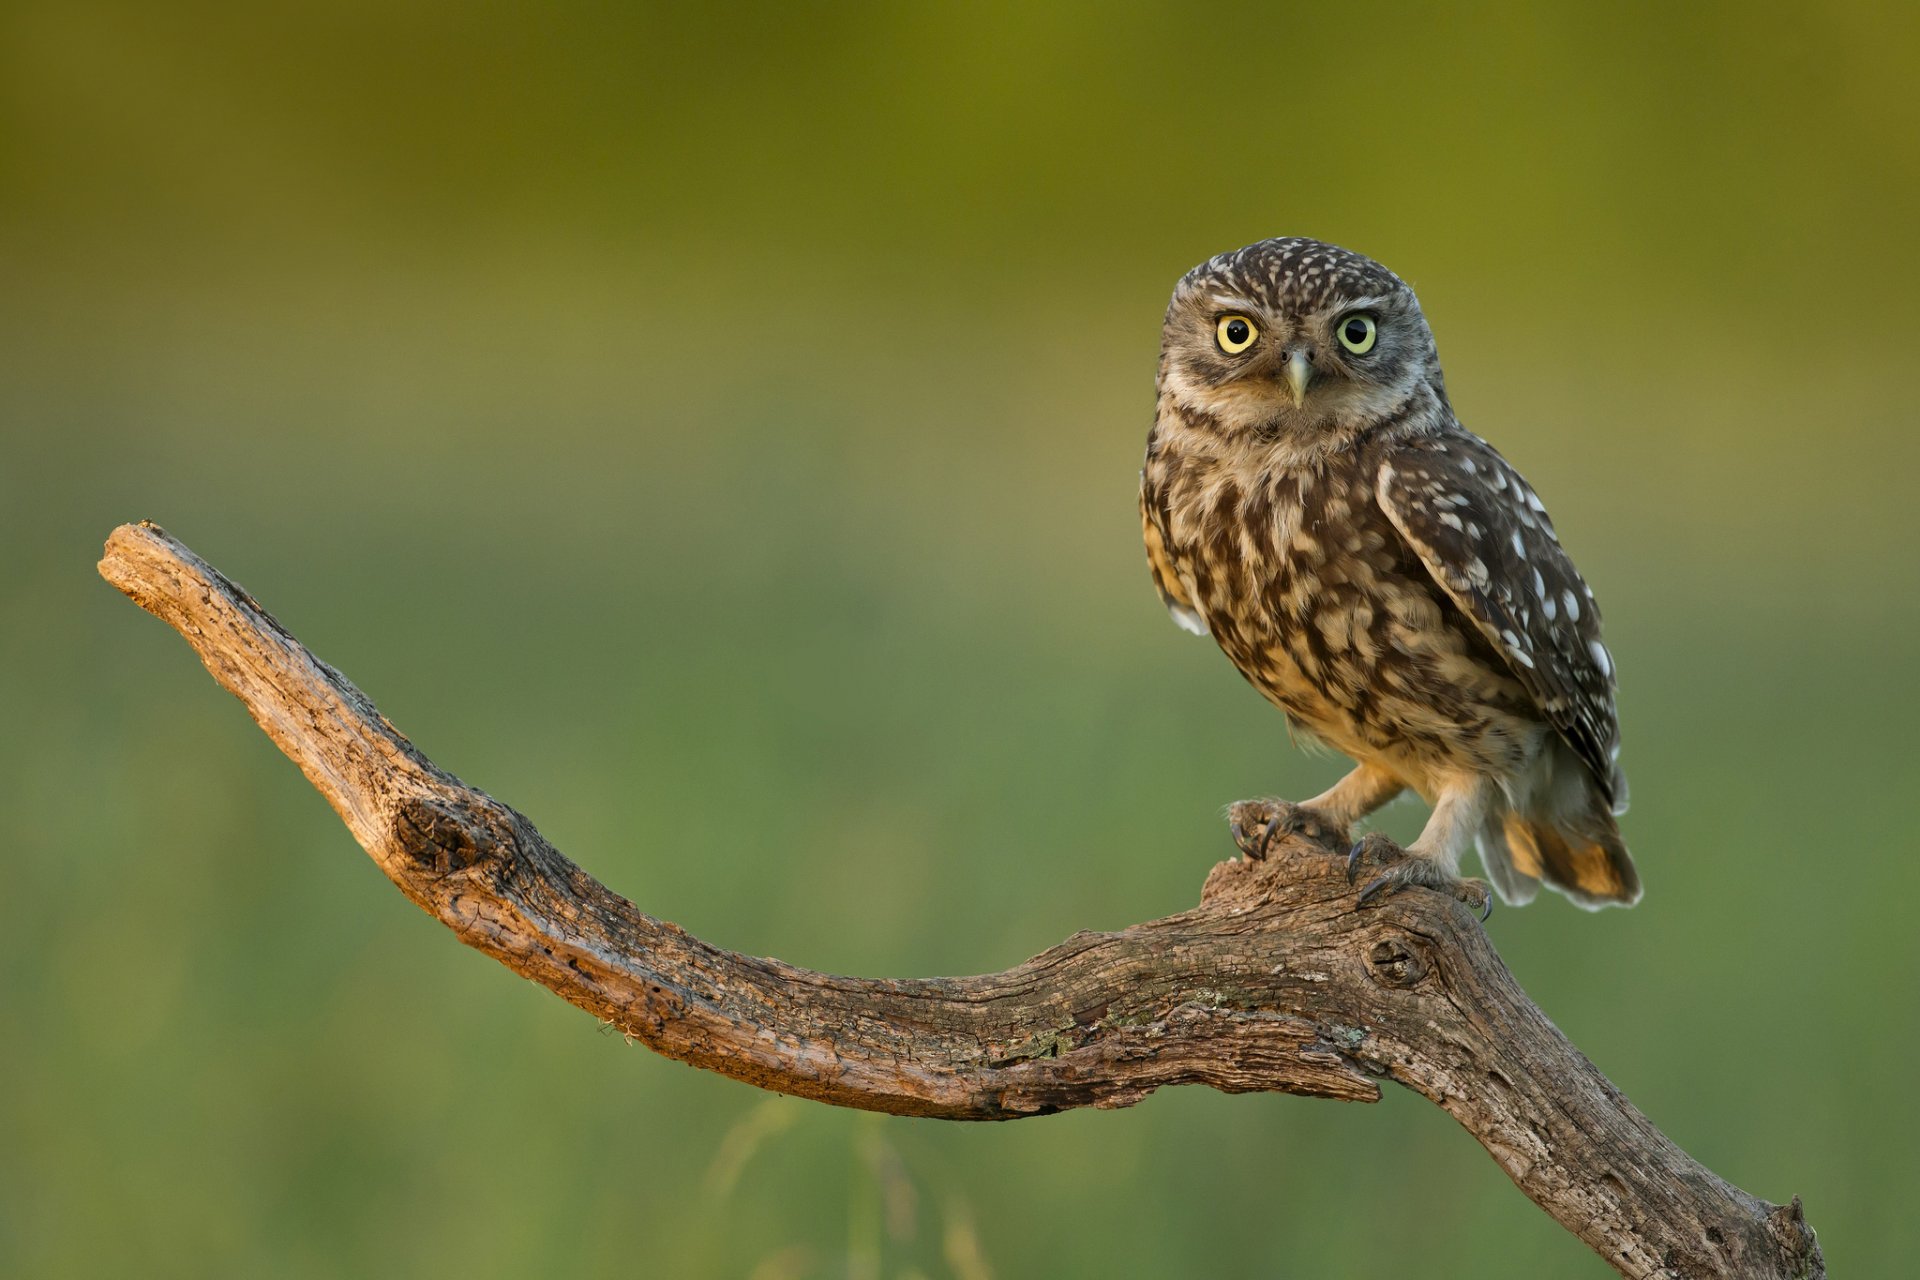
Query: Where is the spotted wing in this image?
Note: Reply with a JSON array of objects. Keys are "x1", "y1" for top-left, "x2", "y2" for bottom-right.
[
  {"x1": 1140, "y1": 483, "x2": 1207, "y2": 636},
  {"x1": 1374, "y1": 430, "x2": 1626, "y2": 812}
]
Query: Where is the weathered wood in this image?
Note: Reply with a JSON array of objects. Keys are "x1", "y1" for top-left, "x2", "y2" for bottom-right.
[{"x1": 99, "y1": 520, "x2": 1822, "y2": 1280}]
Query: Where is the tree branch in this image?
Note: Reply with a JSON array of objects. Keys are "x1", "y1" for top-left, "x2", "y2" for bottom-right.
[{"x1": 99, "y1": 520, "x2": 1821, "y2": 1280}]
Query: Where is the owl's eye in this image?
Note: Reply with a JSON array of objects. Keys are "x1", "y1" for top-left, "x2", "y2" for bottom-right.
[
  {"x1": 1216, "y1": 315, "x2": 1258, "y2": 354},
  {"x1": 1336, "y1": 313, "x2": 1378, "y2": 355}
]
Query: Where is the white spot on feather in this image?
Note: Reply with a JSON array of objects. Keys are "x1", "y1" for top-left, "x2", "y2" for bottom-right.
[
  {"x1": 1562, "y1": 589, "x2": 1581, "y2": 622},
  {"x1": 1589, "y1": 639, "x2": 1613, "y2": 676},
  {"x1": 1502, "y1": 631, "x2": 1536, "y2": 668},
  {"x1": 1510, "y1": 529, "x2": 1526, "y2": 558},
  {"x1": 1171, "y1": 605, "x2": 1208, "y2": 636}
]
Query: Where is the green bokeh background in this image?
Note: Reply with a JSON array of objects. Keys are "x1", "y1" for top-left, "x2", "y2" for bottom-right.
[{"x1": 6, "y1": 4, "x2": 1917, "y2": 1276}]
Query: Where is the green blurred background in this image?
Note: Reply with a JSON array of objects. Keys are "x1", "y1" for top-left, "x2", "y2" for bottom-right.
[{"x1": 5, "y1": 2, "x2": 1916, "y2": 1275}]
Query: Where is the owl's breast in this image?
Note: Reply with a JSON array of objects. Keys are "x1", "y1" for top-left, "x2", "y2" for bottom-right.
[{"x1": 1146, "y1": 447, "x2": 1538, "y2": 775}]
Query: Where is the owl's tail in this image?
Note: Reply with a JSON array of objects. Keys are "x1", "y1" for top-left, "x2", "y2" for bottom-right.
[{"x1": 1478, "y1": 803, "x2": 1642, "y2": 910}]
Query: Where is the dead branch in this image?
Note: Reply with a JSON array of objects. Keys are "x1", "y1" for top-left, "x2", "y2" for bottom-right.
[{"x1": 98, "y1": 520, "x2": 1821, "y2": 1279}]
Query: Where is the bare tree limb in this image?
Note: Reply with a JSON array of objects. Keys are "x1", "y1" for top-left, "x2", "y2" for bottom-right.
[{"x1": 98, "y1": 520, "x2": 1821, "y2": 1279}]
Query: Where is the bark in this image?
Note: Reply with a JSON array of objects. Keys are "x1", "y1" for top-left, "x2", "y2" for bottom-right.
[{"x1": 98, "y1": 521, "x2": 1822, "y2": 1280}]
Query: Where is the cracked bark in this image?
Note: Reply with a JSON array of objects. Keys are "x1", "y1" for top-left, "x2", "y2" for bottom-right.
[{"x1": 98, "y1": 521, "x2": 1822, "y2": 1280}]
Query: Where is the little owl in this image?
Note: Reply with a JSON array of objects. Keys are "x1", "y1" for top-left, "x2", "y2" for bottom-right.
[{"x1": 1140, "y1": 237, "x2": 1639, "y2": 912}]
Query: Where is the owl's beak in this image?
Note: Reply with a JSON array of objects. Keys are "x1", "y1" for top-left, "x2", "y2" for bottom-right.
[{"x1": 1284, "y1": 348, "x2": 1314, "y2": 401}]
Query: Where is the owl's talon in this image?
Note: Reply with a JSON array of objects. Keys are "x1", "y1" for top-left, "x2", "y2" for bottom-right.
[
  {"x1": 1351, "y1": 851, "x2": 1493, "y2": 920},
  {"x1": 1355, "y1": 871, "x2": 1395, "y2": 908},
  {"x1": 1228, "y1": 799, "x2": 1346, "y2": 861},
  {"x1": 1346, "y1": 833, "x2": 1399, "y2": 883},
  {"x1": 1226, "y1": 799, "x2": 1288, "y2": 860},
  {"x1": 1227, "y1": 803, "x2": 1264, "y2": 860}
]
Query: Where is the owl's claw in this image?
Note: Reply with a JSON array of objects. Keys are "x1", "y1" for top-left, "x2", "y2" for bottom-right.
[
  {"x1": 1228, "y1": 799, "x2": 1345, "y2": 860},
  {"x1": 1348, "y1": 836, "x2": 1492, "y2": 920},
  {"x1": 1346, "y1": 833, "x2": 1397, "y2": 883}
]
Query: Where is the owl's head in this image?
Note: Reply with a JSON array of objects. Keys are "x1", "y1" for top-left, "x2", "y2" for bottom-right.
[{"x1": 1159, "y1": 237, "x2": 1442, "y2": 451}]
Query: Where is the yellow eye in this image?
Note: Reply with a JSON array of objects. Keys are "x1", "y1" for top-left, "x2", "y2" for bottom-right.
[
  {"x1": 1336, "y1": 313, "x2": 1378, "y2": 355},
  {"x1": 1215, "y1": 314, "x2": 1258, "y2": 354}
]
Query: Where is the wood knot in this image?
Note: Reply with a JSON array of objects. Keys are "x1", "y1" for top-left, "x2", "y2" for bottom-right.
[
  {"x1": 1365, "y1": 934, "x2": 1430, "y2": 989},
  {"x1": 391, "y1": 793, "x2": 508, "y2": 875}
]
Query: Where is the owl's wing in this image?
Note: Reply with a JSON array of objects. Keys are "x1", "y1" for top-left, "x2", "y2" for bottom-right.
[
  {"x1": 1140, "y1": 484, "x2": 1208, "y2": 636},
  {"x1": 1374, "y1": 430, "x2": 1627, "y2": 812}
]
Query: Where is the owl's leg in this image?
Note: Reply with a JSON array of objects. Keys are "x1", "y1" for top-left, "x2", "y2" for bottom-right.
[
  {"x1": 1348, "y1": 775, "x2": 1495, "y2": 918},
  {"x1": 1304, "y1": 764, "x2": 1407, "y2": 830},
  {"x1": 1230, "y1": 763, "x2": 1403, "y2": 859}
]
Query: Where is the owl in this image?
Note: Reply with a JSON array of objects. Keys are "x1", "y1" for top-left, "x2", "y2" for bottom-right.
[{"x1": 1140, "y1": 237, "x2": 1639, "y2": 912}]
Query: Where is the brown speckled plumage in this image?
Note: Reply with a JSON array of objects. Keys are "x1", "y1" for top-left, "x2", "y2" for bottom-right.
[{"x1": 1141, "y1": 238, "x2": 1639, "y2": 909}]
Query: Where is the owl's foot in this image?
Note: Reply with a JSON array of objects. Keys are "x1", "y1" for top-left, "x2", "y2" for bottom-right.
[
  {"x1": 1228, "y1": 799, "x2": 1348, "y2": 860},
  {"x1": 1346, "y1": 834, "x2": 1492, "y2": 920}
]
